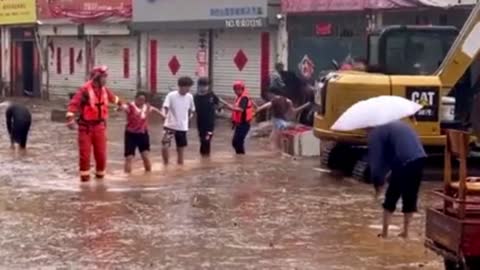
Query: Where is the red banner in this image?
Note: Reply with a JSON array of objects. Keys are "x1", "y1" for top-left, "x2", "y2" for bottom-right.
[
  {"x1": 37, "y1": 0, "x2": 132, "y2": 22},
  {"x1": 281, "y1": 0, "x2": 419, "y2": 13}
]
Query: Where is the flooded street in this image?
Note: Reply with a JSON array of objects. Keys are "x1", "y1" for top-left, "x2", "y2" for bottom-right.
[{"x1": 0, "y1": 100, "x2": 442, "y2": 269}]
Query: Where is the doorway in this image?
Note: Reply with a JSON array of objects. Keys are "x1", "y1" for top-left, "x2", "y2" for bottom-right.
[
  {"x1": 22, "y1": 41, "x2": 34, "y2": 96},
  {"x1": 10, "y1": 28, "x2": 40, "y2": 97}
]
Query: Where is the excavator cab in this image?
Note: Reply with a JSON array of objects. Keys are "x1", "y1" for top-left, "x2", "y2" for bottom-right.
[
  {"x1": 366, "y1": 26, "x2": 472, "y2": 125},
  {"x1": 366, "y1": 26, "x2": 458, "y2": 75},
  {"x1": 315, "y1": 25, "x2": 475, "y2": 180}
]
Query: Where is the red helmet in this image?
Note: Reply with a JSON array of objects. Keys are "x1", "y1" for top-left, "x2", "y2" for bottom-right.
[
  {"x1": 233, "y1": 80, "x2": 245, "y2": 90},
  {"x1": 90, "y1": 65, "x2": 108, "y2": 80}
]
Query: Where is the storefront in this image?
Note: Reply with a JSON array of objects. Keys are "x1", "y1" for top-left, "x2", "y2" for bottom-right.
[
  {"x1": 287, "y1": 13, "x2": 367, "y2": 80},
  {"x1": 133, "y1": 0, "x2": 279, "y2": 98},
  {"x1": 282, "y1": 0, "x2": 471, "y2": 81},
  {"x1": 0, "y1": 0, "x2": 38, "y2": 97},
  {"x1": 36, "y1": 0, "x2": 134, "y2": 99}
]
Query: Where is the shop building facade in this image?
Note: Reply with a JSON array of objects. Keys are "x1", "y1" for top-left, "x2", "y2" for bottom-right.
[
  {"x1": 133, "y1": 0, "x2": 281, "y2": 98},
  {"x1": 36, "y1": 0, "x2": 135, "y2": 100},
  {"x1": 0, "y1": 0, "x2": 39, "y2": 97},
  {"x1": 282, "y1": 0, "x2": 475, "y2": 81}
]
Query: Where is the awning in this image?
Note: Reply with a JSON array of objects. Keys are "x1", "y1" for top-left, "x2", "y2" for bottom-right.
[{"x1": 281, "y1": 0, "x2": 468, "y2": 13}]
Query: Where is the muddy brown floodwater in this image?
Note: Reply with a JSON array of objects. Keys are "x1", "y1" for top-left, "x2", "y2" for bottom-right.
[{"x1": 0, "y1": 99, "x2": 442, "y2": 269}]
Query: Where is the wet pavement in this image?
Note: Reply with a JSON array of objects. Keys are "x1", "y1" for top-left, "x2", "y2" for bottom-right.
[{"x1": 0, "y1": 99, "x2": 442, "y2": 269}]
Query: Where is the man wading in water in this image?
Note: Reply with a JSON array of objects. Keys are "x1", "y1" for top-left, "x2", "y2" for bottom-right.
[{"x1": 367, "y1": 120, "x2": 426, "y2": 238}]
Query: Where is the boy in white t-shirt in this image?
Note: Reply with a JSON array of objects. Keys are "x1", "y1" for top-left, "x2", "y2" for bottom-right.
[{"x1": 161, "y1": 76, "x2": 195, "y2": 165}]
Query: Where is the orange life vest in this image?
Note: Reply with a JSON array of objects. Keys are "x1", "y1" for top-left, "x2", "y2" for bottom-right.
[
  {"x1": 81, "y1": 81, "x2": 109, "y2": 122},
  {"x1": 231, "y1": 90, "x2": 254, "y2": 124}
]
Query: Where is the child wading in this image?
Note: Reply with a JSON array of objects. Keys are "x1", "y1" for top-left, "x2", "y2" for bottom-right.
[
  {"x1": 223, "y1": 81, "x2": 254, "y2": 155},
  {"x1": 256, "y1": 95, "x2": 310, "y2": 151},
  {"x1": 193, "y1": 77, "x2": 220, "y2": 157},
  {"x1": 121, "y1": 92, "x2": 164, "y2": 173},
  {"x1": 162, "y1": 76, "x2": 195, "y2": 165}
]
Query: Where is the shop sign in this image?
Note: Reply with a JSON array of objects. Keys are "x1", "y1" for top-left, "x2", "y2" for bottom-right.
[
  {"x1": 315, "y1": 23, "x2": 333, "y2": 36},
  {"x1": 225, "y1": 18, "x2": 263, "y2": 28},
  {"x1": 210, "y1": 6, "x2": 264, "y2": 17},
  {"x1": 0, "y1": 0, "x2": 36, "y2": 25}
]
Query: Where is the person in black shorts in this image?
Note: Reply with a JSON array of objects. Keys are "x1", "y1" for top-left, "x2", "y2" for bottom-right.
[
  {"x1": 120, "y1": 91, "x2": 164, "y2": 173},
  {"x1": 161, "y1": 77, "x2": 195, "y2": 165},
  {"x1": 4, "y1": 102, "x2": 32, "y2": 152},
  {"x1": 194, "y1": 77, "x2": 220, "y2": 157},
  {"x1": 368, "y1": 120, "x2": 426, "y2": 238}
]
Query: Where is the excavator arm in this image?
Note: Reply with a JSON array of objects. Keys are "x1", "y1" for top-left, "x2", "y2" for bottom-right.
[{"x1": 437, "y1": 3, "x2": 480, "y2": 88}]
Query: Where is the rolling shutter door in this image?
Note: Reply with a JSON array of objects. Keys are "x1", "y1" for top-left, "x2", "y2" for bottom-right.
[
  {"x1": 212, "y1": 29, "x2": 276, "y2": 98},
  {"x1": 94, "y1": 36, "x2": 138, "y2": 99},
  {"x1": 149, "y1": 30, "x2": 208, "y2": 94},
  {"x1": 48, "y1": 36, "x2": 86, "y2": 99}
]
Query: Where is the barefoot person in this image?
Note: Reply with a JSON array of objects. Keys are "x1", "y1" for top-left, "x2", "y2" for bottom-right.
[
  {"x1": 120, "y1": 91, "x2": 164, "y2": 173},
  {"x1": 161, "y1": 76, "x2": 195, "y2": 165},
  {"x1": 367, "y1": 120, "x2": 426, "y2": 238},
  {"x1": 4, "y1": 102, "x2": 32, "y2": 152},
  {"x1": 66, "y1": 65, "x2": 122, "y2": 182},
  {"x1": 256, "y1": 95, "x2": 310, "y2": 151}
]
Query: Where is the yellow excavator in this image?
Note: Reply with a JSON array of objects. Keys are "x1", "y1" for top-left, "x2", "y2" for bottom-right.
[{"x1": 314, "y1": 3, "x2": 480, "y2": 180}]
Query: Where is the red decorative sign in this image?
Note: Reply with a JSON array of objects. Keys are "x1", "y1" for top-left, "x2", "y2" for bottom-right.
[
  {"x1": 315, "y1": 23, "x2": 332, "y2": 36},
  {"x1": 196, "y1": 50, "x2": 207, "y2": 65},
  {"x1": 37, "y1": 0, "x2": 132, "y2": 22},
  {"x1": 196, "y1": 49, "x2": 207, "y2": 77},
  {"x1": 168, "y1": 56, "x2": 181, "y2": 76},
  {"x1": 298, "y1": 55, "x2": 315, "y2": 79},
  {"x1": 234, "y1": 49, "x2": 248, "y2": 71},
  {"x1": 281, "y1": 0, "x2": 418, "y2": 13}
]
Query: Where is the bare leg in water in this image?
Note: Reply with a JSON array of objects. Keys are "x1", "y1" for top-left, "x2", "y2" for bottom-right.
[
  {"x1": 141, "y1": 151, "x2": 152, "y2": 172},
  {"x1": 399, "y1": 213, "x2": 413, "y2": 238},
  {"x1": 177, "y1": 147, "x2": 184, "y2": 165},
  {"x1": 124, "y1": 156, "x2": 134, "y2": 173},
  {"x1": 379, "y1": 210, "x2": 393, "y2": 238},
  {"x1": 162, "y1": 147, "x2": 169, "y2": 165}
]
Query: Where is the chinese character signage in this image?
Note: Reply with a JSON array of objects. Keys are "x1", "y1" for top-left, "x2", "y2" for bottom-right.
[
  {"x1": 0, "y1": 0, "x2": 37, "y2": 25},
  {"x1": 37, "y1": 0, "x2": 132, "y2": 22},
  {"x1": 133, "y1": 0, "x2": 268, "y2": 28},
  {"x1": 210, "y1": 6, "x2": 264, "y2": 17},
  {"x1": 281, "y1": 0, "x2": 418, "y2": 13}
]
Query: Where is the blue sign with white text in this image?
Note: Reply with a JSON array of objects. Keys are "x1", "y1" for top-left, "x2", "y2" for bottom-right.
[{"x1": 210, "y1": 6, "x2": 264, "y2": 17}]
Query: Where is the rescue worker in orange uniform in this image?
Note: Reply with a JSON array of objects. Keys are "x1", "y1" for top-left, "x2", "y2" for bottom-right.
[
  {"x1": 222, "y1": 81, "x2": 254, "y2": 154},
  {"x1": 66, "y1": 65, "x2": 122, "y2": 182}
]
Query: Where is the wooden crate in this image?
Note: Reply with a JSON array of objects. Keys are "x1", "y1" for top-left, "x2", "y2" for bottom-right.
[{"x1": 426, "y1": 208, "x2": 480, "y2": 257}]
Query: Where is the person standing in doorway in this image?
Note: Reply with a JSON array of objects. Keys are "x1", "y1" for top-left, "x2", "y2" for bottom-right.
[
  {"x1": 223, "y1": 81, "x2": 254, "y2": 155},
  {"x1": 161, "y1": 76, "x2": 195, "y2": 165},
  {"x1": 368, "y1": 120, "x2": 426, "y2": 238},
  {"x1": 193, "y1": 77, "x2": 220, "y2": 157},
  {"x1": 66, "y1": 65, "x2": 122, "y2": 182}
]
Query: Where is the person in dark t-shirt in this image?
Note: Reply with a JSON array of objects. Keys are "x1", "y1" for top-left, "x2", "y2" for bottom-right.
[{"x1": 194, "y1": 77, "x2": 220, "y2": 156}]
